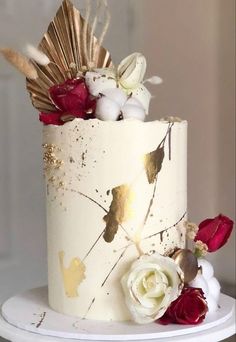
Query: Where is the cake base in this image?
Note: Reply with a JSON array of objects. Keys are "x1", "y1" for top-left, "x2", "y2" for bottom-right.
[{"x1": 1, "y1": 287, "x2": 235, "y2": 341}]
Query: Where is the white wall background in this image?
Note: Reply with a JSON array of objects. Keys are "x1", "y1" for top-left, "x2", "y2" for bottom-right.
[{"x1": 0, "y1": 1, "x2": 235, "y2": 339}]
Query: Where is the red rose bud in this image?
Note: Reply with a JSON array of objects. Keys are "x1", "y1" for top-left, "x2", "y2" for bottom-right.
[
  {"x1": 158, "y1": 288, "x2": 208, "y2": 325},
  {"x1": 194, "y1": 214, "x2": 234, "y2": 252},
  {"x1": 40, "y1": 79, "x2": 96, "y2": 125}
]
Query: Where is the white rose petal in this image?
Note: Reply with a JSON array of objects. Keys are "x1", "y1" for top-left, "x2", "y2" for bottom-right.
[
  {"x1": 118, "y1": 52, "x2": 147, "y2": 89},
  {"x1": 121, "y1": 253, "x2": 184, "y2": 324},
  {"x1": 101, "y1": 88, "x2": 127, "y2": 107},
  {"x1": 130, "y1": 84, "x2": 152, "y2": 114},
  {"x1": 122, "y1": 104, "x2": 145, "y2": 121},
  {"x1": 95, "y1": 97, "x2": 120, "y2": 121},
  {"x1": 85, "y1": 70, "x2": 116, "y2": 96}
]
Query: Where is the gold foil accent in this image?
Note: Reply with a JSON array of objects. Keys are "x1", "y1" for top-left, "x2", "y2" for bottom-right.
[
  {"x1": 144, "y1": 146, "x2": 165, "y2": 184},
  {"x1": 172, "y1": 249, "x2": 198, "y2": 283},
  {"x1": 43, "y1": 144, "x2": 63, "y2": 173},
  {"x1": 59, "y1": 251, "x2": 86, "y2": 298},
  {"x1": 103, "y1": 185, "x2": 134, "y2": 243},
  {"x1": 26, "y1": 0, "x2": 112, "y2": 112}
]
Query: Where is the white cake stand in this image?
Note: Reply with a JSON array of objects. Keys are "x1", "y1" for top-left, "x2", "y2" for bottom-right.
[{"x1": 0, "y1": 287, "x2": 235, "y2": 342}]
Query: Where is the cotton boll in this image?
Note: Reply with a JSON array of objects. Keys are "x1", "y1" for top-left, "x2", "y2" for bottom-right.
[
  {"x1": 206, "y1": 295, "x2": 218, "y2": 313},
  {"x1": 208, "y1": 277, "x2": 221, "y2": 301},
  {"x1": 101, "y1": 88, "x2": 127, "y2": 107},
  {"x1": 85, "y1": 71, "x2": 116, "y2": 96},
  {"x1": 95, "y1": 97, "x2": 121, "y2": 121},
  {"x1": 122, "y1": 104, "x2": 146, "y2": 121},
  {"x1": 198, "y1": 259, "x2": 214, "y2": 280},
  {"x1": 189, "y1": 274, "x2": 209, "y2": 296},
  {"x1": 125, "y1": 97, "x2": 144, "y2": 108}
]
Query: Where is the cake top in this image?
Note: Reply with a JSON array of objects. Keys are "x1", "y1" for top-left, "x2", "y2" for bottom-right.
[{"x1": 0, "y1": 0, "x2": 165, "y2": 125}]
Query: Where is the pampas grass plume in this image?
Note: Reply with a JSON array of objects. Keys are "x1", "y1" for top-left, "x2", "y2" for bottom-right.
[
  {"x1": 25, "y1": 44, "x2": 50, "y2": 66},
  {"x1": 144, "y1": 76, "x2": 163, "y2": 85},
  {"x1": 0, "y1": 47, "x2": 38, "y2": 79}
]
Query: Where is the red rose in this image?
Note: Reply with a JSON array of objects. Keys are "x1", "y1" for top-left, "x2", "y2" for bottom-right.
[
  {"x1": 40, "y1": 79, "x2": 96, "y2": 125},
  {"x1": 39, "y1": 112, "x2": 64, "y2": 125},
  {"x1": 195, "y1": 214, "x2": 234, "y2": 252},
  {"x1": 158, "y1": 288, "x2": 208, "y2": 325}
]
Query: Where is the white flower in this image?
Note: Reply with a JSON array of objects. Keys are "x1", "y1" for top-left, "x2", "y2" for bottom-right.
[
  {"x1": 95, "y1": 88, "x2": 146, "y2": 121},
  {"x1": 130, "y1": 84, "x2": 151, "y2": 114},
  {"x1": 85, "y1": 52, "x2": 162, "y2": 115},
  {"x1": 121, "y1": 253, "x2": 184, "y2": 324},
  {"x1": 118, "y1": 52, "x2": 147, "y2": 89},
  {"x1": 189, "y1": 259, "x2": 220, "y2": 313}
]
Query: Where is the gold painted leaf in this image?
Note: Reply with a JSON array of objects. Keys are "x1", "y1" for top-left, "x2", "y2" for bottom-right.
[
  {"x1": 144, "y1": 146, "x2": 165, "y2": 184},
  {"x1": 103, "y1": 185, "x2": 134, "y2": 243},
  {"x1": 26, "y1": 0, "x2": 112, "y2": 112},
  {"x1": 59, "y1": 251, "x2": 86, "y2": 298}
]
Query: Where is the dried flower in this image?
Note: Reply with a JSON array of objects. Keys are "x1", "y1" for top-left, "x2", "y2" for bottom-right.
[
  {"x1": 0, "y1": 48, "x2": 38, "y2": 79},
  {"x1": 194, "y1": 240, "x2": 208, "y2": 257},
  {"x1": 184, "y1": 221, "x2": 199, "y2": 240}
]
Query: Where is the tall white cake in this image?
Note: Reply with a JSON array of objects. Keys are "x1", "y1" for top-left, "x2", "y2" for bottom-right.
[
  {"x1": 43, "y1": 118, "x2": 187, "y2": 320},
  {"x1": 1, "y1": 0, "x2": 233, "y2": 328}
]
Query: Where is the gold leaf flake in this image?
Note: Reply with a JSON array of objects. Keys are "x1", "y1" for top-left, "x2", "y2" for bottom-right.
[
  {"x1": 26, "y1": 0, "x2": 112, "y2": 112},
  {"x1": 59, "y1": 251, "x2": 86, "y2": 298},
  {"x1": 103, "y1": 185, "x2": 134, "y2": 243},
  {"x1": 144, "y1": 146, "x2": 165, "y2": 184}
]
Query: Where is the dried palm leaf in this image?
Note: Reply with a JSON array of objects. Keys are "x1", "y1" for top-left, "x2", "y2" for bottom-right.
[{"x1": 26, "y1": 0, "x2": 112, "y2": 112}]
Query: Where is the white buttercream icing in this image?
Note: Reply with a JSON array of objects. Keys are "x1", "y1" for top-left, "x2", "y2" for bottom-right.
[{"x1": 44, "y1": 118, "x2": 187, "y2": 321}]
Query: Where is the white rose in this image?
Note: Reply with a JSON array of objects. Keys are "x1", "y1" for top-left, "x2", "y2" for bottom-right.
[{"x1": 121, "y1": 253, "x2": 184, "y2": 324}]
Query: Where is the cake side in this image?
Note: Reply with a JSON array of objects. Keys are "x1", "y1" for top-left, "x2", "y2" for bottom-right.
[{"x1": 43, "y1": 118, "x2": 187, "y2": 321}]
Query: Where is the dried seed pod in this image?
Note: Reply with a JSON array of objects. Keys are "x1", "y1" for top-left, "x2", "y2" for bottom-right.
[{"x1": 172, "y1": 249, "x2": 199, "y2": 283}]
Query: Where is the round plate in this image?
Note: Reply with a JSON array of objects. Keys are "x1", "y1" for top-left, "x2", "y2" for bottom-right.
[{"x1": 1, "y1": 287, "x2": 235, "y2": 341}]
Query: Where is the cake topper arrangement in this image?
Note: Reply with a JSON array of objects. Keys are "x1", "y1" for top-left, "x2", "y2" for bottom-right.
[
  {"x1": 0, "y1": 0, "x2": 234, "y2": 327},
  {"x1": 0, "y1": 0, "x2": 162, "y2": 125}
]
